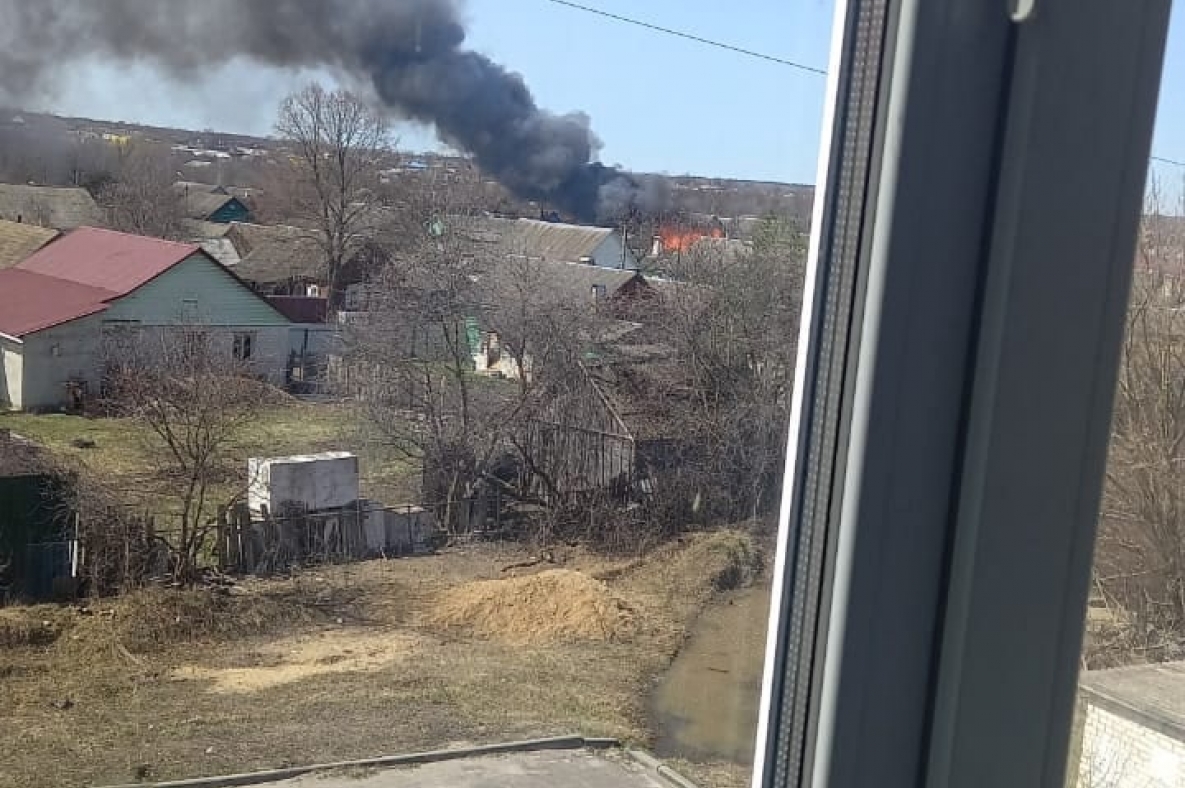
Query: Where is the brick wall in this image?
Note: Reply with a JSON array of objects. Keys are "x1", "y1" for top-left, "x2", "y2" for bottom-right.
[{"x1": 1078, "y1": 701, "x2": 1185, "y2": 787}]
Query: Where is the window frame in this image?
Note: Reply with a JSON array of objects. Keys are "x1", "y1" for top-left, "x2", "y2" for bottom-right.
[{"x1": 756, "y1": 0, "x2": 1174, "y2": 786}]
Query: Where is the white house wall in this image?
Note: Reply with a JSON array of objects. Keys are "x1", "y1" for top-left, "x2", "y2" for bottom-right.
[
  {"x1": 1, "y1": 336, "x2": 24, "y2": 410},
  {"x1": 1079, "y1": 700, "x2": 1185, "y2": 787},
  {"x1": 17, "y1": 312, "x2": 105, "y2": 410}
]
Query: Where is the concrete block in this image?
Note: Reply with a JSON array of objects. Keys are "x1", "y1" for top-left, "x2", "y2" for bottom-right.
[{"x1": 248, "y1": 452, "x2": 359, "y2": 516}]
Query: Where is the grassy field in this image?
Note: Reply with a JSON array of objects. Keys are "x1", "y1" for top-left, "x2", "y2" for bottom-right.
[
  {"x1": 0, "y1": 530, "x2": 763, "y2": 788},
  {"x1": 0, "y1": 402, "x2": 420, "y2": 521}
]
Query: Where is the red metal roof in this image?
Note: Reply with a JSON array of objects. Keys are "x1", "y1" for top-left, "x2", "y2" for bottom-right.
[
  {"x1": 0, "y1": 269, "x2": 115, "y2": 338},
  {"x1": 17, "y1": 226, "x2": 200, "y2": 295}
]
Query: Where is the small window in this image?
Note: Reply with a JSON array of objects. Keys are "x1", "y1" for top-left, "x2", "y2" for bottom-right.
[
  {"x1": 233, "y1": 331, "x2": 255, "y2": 361},
  {"x1": 591, "y1": 284, "x2": 607, "y2": 301},
  {"x1": 180, "y1": 298, "x2": 199, "y2": 322}
]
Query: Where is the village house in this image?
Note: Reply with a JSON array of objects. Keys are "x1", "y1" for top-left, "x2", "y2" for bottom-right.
[
  {"x1": 0, "y1": 227, "x2": 291, "y2": 411},
  {"x1": 471, "y1": 260, "x2": 653, "y2": 378},
  {"x1": 0, "y1": 219, "x2": 58, "y2": 269},
  {"x1": 0, "y1": 183, "x2": 105, "y2": 230},
  {"x1": 174, "y1": 181, "x2": 252, "y2": 224},
  {"x1": 213, "y1": 222, "x2": 329, "y2": 295}
]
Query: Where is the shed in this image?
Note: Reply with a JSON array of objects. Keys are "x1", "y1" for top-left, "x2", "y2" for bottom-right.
[
  {"x1": 1078, "y1": 662, "x2": 1185, "y2": 787},
  {"x1": 0, "y1": 227, "x2": 291, "y2": 411},
  {"x1": 0, "y1": 431, "x2": 74, "y2": 603}
]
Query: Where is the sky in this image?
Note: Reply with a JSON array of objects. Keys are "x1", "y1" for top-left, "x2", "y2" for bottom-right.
[{"x1": 15, "y1": 0, "x2": 1185, "y2": 188}]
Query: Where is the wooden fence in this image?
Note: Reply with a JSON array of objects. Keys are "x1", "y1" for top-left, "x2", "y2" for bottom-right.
[{"x1": 216, "y1": 493, "x2": 503, "y2": 574}]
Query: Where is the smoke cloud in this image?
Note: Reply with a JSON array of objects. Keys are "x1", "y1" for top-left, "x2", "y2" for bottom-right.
[{"x1": 0, "y1": 0, "x2": 662, "y2": 221}]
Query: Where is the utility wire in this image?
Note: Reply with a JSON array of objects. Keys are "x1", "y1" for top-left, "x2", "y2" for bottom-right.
[
  {"x1": 540, "y1": 0, "x2": 827, "y2": 76},
  {"x1": 1152, "y1": 155, "x2": 1185, "y2": 168},
  {"x1": 542, "y1": 0, "x2": 1184, "y2": 166}
]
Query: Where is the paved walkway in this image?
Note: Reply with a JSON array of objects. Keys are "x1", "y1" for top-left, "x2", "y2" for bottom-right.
[{"x1": 258, "y1": 750, "x2": 670, "y2": 788}]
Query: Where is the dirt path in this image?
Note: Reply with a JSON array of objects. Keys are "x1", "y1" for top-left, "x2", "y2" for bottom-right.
[{"x1": 651, "y1": 582, "x2": 772, "y2": 765}]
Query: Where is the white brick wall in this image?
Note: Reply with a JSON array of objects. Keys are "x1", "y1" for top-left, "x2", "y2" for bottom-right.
[{"x1": 1079, "y1": 702, "x2": 1185, "y2": 788}]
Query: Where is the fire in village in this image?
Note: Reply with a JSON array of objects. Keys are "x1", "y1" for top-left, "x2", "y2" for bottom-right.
[{"x1": 0, "y1": 2, "x2": 809, "y2": 787}]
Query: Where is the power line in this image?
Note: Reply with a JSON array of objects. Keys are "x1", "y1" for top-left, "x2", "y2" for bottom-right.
[
  {"x1": 541, "y1": 0, "x2": 1184, "y2": 167},
  {"x1": 539, "y1": 0, "x2": 827, "y2": 76},
  {"x1": 1152, "y1": 155, "x2": 1185, "y2": 168}
]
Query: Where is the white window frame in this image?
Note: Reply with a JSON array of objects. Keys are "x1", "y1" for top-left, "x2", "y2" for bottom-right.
[{"x1": 756, "y1": 0, "x2": 1173, "y2": 786}]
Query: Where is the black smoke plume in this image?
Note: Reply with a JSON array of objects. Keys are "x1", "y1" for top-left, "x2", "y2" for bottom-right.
[{"x1": 0, "y1": 0, "x2": 661, "y2": 221}]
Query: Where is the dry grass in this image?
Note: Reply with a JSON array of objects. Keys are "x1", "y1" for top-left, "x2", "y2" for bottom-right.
[
  {"x1": 0, "y1": 402, "x2": 418, "y2": 521},
  {"x1": 0, "y1": 529, "x2": 762, "y2": 788}
]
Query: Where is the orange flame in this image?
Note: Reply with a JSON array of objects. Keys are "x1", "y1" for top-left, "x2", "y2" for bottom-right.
[{"x1": 658, "y1": 225, "x2": 725, "y2": 253}]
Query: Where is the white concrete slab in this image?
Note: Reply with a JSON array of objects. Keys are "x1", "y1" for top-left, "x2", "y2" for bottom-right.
[{"x1": 257, "y1": 750, "x2": 670, "y2": 788}]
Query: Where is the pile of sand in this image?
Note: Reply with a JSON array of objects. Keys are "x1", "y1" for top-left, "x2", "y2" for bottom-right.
[{"x1": 425, "y1": 569, "x2": 637, "y2": 645}]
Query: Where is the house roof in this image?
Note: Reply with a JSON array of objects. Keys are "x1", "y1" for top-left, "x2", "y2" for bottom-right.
[
  {"x1": 227, "y1": 222, "x2": 325, "y2": 284},
  {"x1": 267, "y1": 295, "x2": 329, "y2": 324},
  {"x1": 17, "y1": 226, "x2": 200, "y2": 296},
  {"x1": 0, "y1": 268, "x2": 114, "y2": 337},
  {"x1": 488, "y1": 259, "x2": 645, "y2": 307},
  {"x1": 0, "y1": 184, "x2": 105, "y2": 230},
  {"x1": 506, "y1": 218, "x2": 616, "y2": 262},
  {"x1": 174, "y1": 181, "x2": 227, "y2": 196},
  {"x1": 0, "y1": 220, "x2": 59, "y2": 269},
  {"x1": 179, "y1": 190, "x2": 243, "y2": 221}
]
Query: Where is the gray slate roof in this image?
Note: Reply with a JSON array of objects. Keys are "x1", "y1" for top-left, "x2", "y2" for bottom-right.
[
  {"x1": 226, "y1": 222, "x2": 325, "y2": 285},
  {"x1": 178, "y1": 189, "x2": 239, "y2": 221},
  {"x1": 483, "y1": 258, "x2": 645, "y2": 309},
  {"x1": 0, "y1": 184, "x2": 105, "y2": 230},
  {"x1": 475, "y1": 218, "x2": 617, "y2": 263},
  {"x1": 0, "y1": 219, "x2": 58, "y2": 269}
]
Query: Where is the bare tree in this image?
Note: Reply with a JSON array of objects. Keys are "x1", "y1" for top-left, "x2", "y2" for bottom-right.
[
  {"x1": 99, "y1": 141, "x2": 186, "y2": 239},
  {"x1": 102, "y1": 328, "x2": 265, "y2": 582},
  {"x1": 275, "y1": 83, "x2": 391, "y2": 306},
  {"x1": 1092, "y1": 178, "x2": 1185, "y2": 666},
  {"x1": 642, "y1": 216, "x2": 807, "y2": 523}
]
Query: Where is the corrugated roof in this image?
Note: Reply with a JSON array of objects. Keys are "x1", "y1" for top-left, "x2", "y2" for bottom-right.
[
  {"x1": 506, "y1": 218, "x2": 615, "y2": 262},
  {"x1": 0, "y1": 268, "x2": 114, "y2": 337},
  {"x1": 0, "y1": 184, "x2": 105, "y2": 230},
  {"x1": 0, "y1": 220, "x2": 58, "y2": 269},
  {"x1": 17, "y1": 227, "x2": 199, "y2": 296}
]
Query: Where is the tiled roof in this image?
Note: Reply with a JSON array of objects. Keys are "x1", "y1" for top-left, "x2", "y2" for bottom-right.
[
  {"x1": 17, "y1": 226, "x2": 199, "y2": 296},
  {"x1": 0, "y1": 220, "x2": 58, "y2": 269},
  {"x1": 0, "y1": 268, "x2": 114, "y2": 337},
  {"x1": 0, "y1": 184, "x2": 105, "y2": 230}
]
